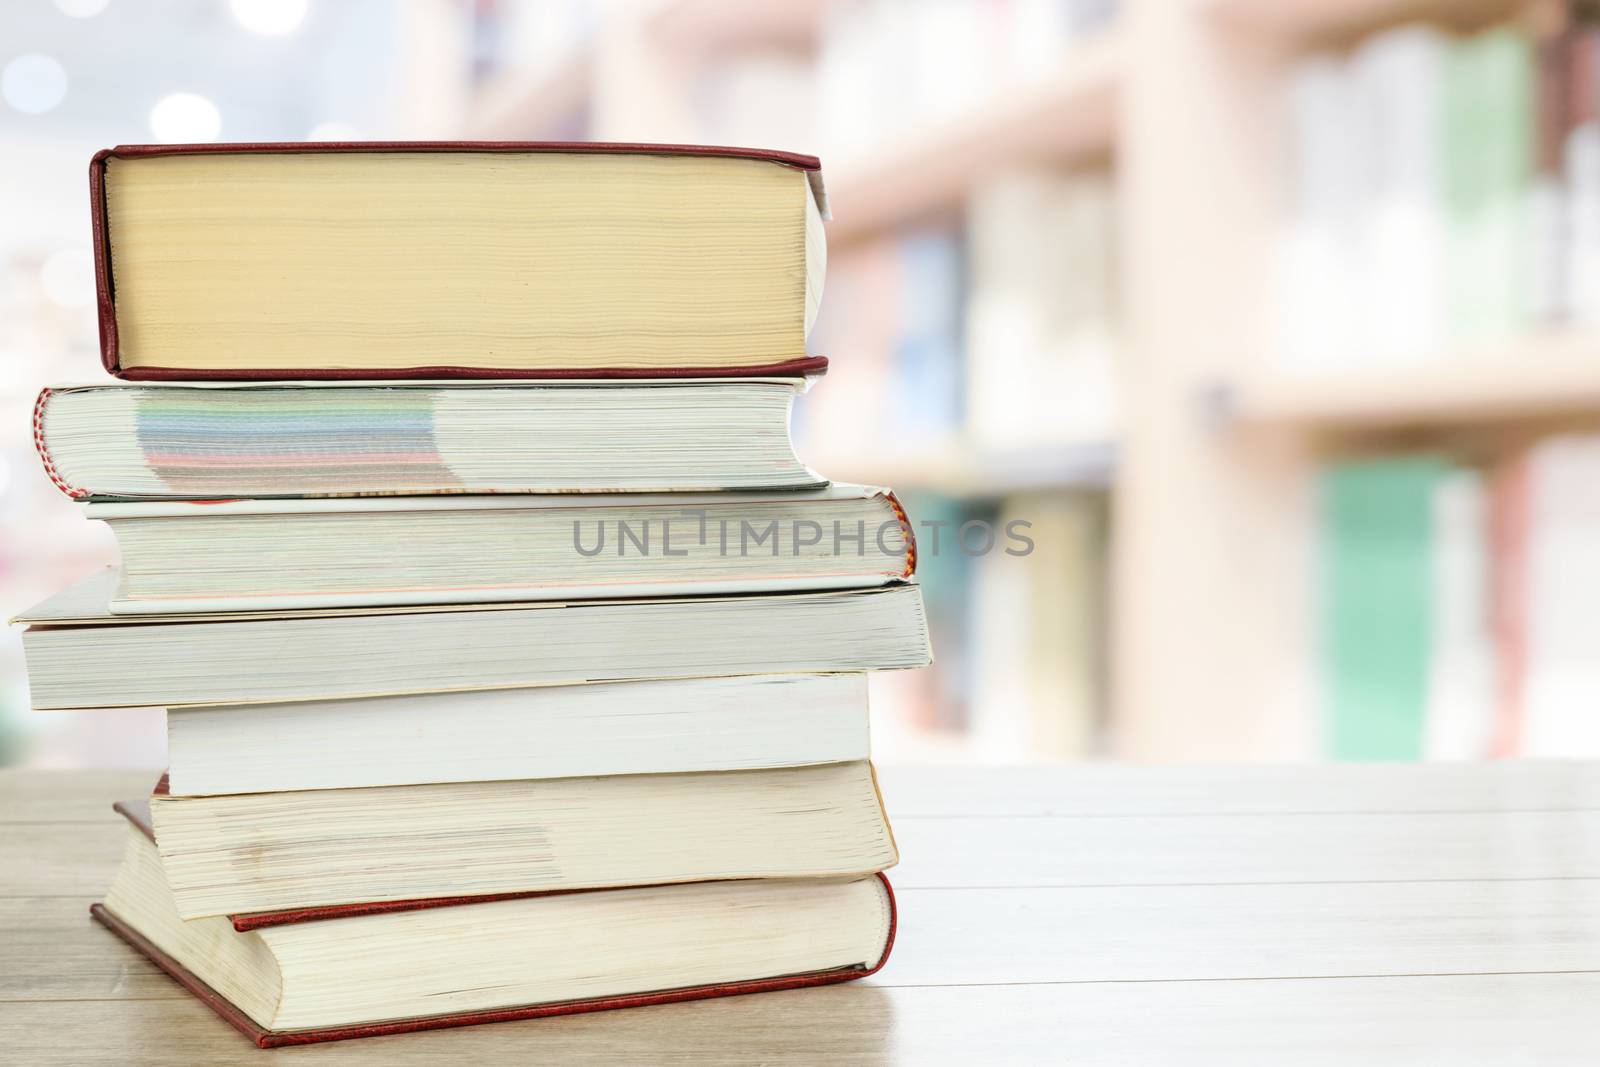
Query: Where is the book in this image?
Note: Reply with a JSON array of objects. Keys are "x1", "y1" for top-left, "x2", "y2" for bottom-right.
[
  {"x1": 147, "y1": 760, "x2": 897, "y2": 919},
  {"x1": 1488, "y1": 453, "x2": 1530, "y2": 757},
  {"x1": 888, "y1": 228, "x2": 965, "y2": 444},
  {"x1": 91, "y1": 142, "x2": 829, "y2": 380},
  {"x1": 97, "y1": 810, "x2": 894, "y2": 1046},
  {"x1": 89, "y1": 487, "x2": 914, "y2": 613},
  {"x1": 16, "y1": 571, "x2": 931, "y2": 709},
  {"x1": 1515, "y1": 435, "x2": 1600, "y2": 756},
  {"x1": 965, "y1": 168, "x2": 1117, "y2": 448},
  {"x1": 1566, "y1": 28, "x2": 1600, "y2": 326},
  {"x1": 1527, "y1": 13, "x2": 1575, "y2": 325},
  {"x1": 1321, "y1": 457, "x2": 1450, "y2": 760},
  {"x1": 1443, "y1": 28, "x2": 1534, "y2": 342},
  {"x1": 969, "y1": 491, "x2": 1107, "y2": 759},
  {"x1": 1350, "y1": 25, "x2": 1448, "y2": 363},
  {"x1": 165, "y1": 674, "x2": 869, "y2": 796},
  {"x1": 1277, "y1": 54, "x2": 1364, "y2": 373},
  {"x1": 34, "y1": 379, "x2": 820, "y2": 500},
  {"x1": 1421, "y1": 469, "x2": 1495, "y2": 761}
]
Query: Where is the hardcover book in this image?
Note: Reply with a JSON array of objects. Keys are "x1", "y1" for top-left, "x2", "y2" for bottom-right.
[
  {"x1": 97, "y1": 802, "x2": 895, "y2": 1047},
  {"x1": 91, "y1": 142, "x2": 830, "y2": 380},
  {"x1": 146, "y1": 761, "x2": 898, "y2": 919}
]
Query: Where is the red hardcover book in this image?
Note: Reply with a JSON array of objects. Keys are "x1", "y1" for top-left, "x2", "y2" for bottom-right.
[
  {"x1": 98, "y1": 800, "x2": 896, "y2": 1048},
  {"x1": 91, "y1": 141, "x2": 830, "y2": 381}
]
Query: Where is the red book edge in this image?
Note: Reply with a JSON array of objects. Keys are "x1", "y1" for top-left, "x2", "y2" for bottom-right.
[
  {"x1": 89, "y1": 141, "x2": 827, "y2": 382},
  {"x1": 93, "y1": 862, "x2": 893, "y2": 1048},
  {"x1": 883, "y1": 490, "x2": 918, "y2": 579}
]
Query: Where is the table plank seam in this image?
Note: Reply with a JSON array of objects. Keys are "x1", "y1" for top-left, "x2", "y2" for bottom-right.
[{"x1": 13, "y1": 968, "x2": 1600, "y2": 1006}]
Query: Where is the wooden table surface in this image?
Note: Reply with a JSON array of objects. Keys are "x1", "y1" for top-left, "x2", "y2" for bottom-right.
[{"x1": 3, "y1": 762, "x2": 1599, "y2": 1064}]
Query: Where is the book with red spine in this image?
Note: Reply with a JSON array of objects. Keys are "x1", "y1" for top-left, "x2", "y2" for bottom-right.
[
  {"x1": 97, "y1": 800, "x2": 897, "y2": 1048},
  {"x1": 90, "y1": 142, "x2": 830, "y2": 381}
]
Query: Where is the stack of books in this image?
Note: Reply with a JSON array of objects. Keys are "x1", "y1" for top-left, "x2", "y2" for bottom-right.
[{"x1": 18, "y1": 142, "x2": 931, "y2": 1047}]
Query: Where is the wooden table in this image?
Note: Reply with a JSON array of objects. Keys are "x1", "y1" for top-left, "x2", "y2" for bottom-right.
[{"x1": 4, "y1": 762, "x2": 1599, "y2": 1064}]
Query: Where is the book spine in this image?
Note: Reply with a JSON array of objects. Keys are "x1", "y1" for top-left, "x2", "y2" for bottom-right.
[
  {"x1": 884, "y1": 490, "x2": 917, "y2": 578},
  {"x1": 31, "y1": 389, "x2": 87, "y2": 499},
  {"x1": 88, "y1": 148, "x2": 120, "y2": 376}
]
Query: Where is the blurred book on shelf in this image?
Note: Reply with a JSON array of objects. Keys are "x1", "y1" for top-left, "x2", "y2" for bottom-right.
[
  {"x1": 1277, "y1": 12, "x2": 1600, "y2": 373},
  {"x1": 966, "y1": 168, "x2": 1118, "y2": 449},
  {"x1": 818, "y1": 0, "x2": 1119, "y2": 162},
  {"x1": 1318, "y1": 434, "x2": 1600, "y2": 762},
  {"x1": 969, "y1": 491, "x2": 1108, "y2": 760},
  {"x1": 1320, "y1": 457, "x2": 1449, "y2": 761}
]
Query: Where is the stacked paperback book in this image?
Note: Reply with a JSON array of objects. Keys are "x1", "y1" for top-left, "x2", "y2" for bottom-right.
[{"x1": 18, "y1": 142, "x2": 931, "y2": 1047}]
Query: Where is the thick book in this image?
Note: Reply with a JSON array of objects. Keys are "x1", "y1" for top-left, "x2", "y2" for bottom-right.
[
  {"x1": 166, "y1": 673, "x2": 869, "y2": 796},
  {"x1": 16, "y1": 571, "x2": 930, "y2": 709},
  {"x1": 97, "y1": 806, "x2": 894, "y2": 1047},
  {"x1": 146, "y1": 760, "x2": 897, "y2": 919},
  {"x1": 89, "y1": 487, "x2": 915, "y2": 613},
  {"x1": 33, "y1": 379, "x2": 820, "y2": 500},
  {"x1": 91, "y1": 142, "x2": 829, "y2": 380}
]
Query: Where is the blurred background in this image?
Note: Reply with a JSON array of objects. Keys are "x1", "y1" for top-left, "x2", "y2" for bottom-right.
[{"x1": 2, "y1": 0, "x2": 1597, "y2": 768}]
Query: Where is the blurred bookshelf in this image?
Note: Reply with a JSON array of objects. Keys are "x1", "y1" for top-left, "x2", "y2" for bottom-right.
[
  {"x1": 6, "y1": 0, "x2": 1598, "y2": 767},
  {"x1": 415, "y1": 0, "x2": 1600, "y2": 765}
]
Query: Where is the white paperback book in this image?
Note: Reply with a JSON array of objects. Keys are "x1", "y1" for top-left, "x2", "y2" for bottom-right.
[
  {"x1": 88, "y1": 486, "x2": 913, "y2": 614},
  {"x1": 166, "y1": 673, "x2": 870, "y2": 796},
  {"x1": 17, "y1": 571, "x2": 931, "y2": 709}
]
